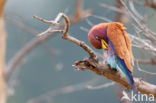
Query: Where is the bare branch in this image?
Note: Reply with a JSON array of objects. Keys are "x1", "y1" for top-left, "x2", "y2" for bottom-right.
[
  {"x1": 61, "y1": 16, "x2": 97, "y2": 60},
  {"x1": 129, "y1": 0, "x2": 143, "y2": 20},
  {"x1": 33, "y1": 15, "x2": 55, "y2": 25},
  {"x1": 85, "y1": 18, "x2": 94, "y2": 27},
  {"x1": 91, "y1": 15, "x2": 112, "y2": 22},
  {"x1": 99, "y1": 3, "x2": 124, "y2": 13},
  {"x1": 120, "y1": 0, "x2": 156, "y2": 39},
  {"x1": 115, "y1": 0, "x2": 130, "y2": 25},
  {"x1": 137, "y1": 58, "x2": 156, "y2": 65},
  {"x1": 73, "y1": 58, "x2": 156, "y2": 97},
  {"x1": 34, "y1": 13, "x2": 97, "y2": 59},
  {"x1": 70, "y1": 0, "x2": 93, "y2": 24},
  {"x1": 136, "y1": 60, "x2": 156, "y2": 75},
  {"x1": 86, "y1": 82, "x2": 115, "y2": 90}
]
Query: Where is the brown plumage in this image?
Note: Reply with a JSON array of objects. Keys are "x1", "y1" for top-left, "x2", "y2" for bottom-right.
[{"x1": 107, "y1": 22, "x2": 134, "y2": 72}]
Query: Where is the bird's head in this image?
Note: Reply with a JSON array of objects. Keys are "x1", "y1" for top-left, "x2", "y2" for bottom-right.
[{"x1": 88, "y1": 23, "x2": 108, "y2": 50}]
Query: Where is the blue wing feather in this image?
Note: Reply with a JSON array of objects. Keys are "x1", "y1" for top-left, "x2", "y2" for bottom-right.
[{"x1": 107, "y1": 37, "x2": 135, "y2": 89}]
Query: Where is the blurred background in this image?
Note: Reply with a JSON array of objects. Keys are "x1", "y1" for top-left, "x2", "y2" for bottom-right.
[{"x1": 3, "y1": 0, "x2": 156, "y2": 103}]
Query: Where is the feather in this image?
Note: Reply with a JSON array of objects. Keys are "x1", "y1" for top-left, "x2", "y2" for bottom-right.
[
  {"x1": 107, "y1": 38, "x2": 135, "y2": 89},
  {"x1": 107, "y1": 22, "x2": 133, "y2": 72}
]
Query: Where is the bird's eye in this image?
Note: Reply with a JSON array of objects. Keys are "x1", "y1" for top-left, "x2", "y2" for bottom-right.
[{"x1": 95, "y1": 36, "x2": 100, "y2": 40}]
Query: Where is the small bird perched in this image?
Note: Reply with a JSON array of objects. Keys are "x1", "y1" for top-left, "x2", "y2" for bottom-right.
[{"x1": 88, "y1": 22, "x2": 136, "y2": 90}]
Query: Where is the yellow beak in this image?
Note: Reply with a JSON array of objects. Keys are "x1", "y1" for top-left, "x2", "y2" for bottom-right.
[{"x1": 101, "y1": 39, "x2": 108, "y2": 50}]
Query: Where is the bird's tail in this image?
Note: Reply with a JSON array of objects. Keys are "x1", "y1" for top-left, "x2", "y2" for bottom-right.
[
  {"x1": 117, "y1": 58, "x2": 138, "y2": 93},
  {"x1": 107, "y1": 54, "x2": 138, "y2": 92},
  {"x1": 126, "y1": 70, "x2": 138, "y2": 93}
]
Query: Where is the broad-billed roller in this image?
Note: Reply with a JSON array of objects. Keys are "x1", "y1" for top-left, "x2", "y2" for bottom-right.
[{"x1": 88, "y1": 22, "x2": 136, "y2": 90}]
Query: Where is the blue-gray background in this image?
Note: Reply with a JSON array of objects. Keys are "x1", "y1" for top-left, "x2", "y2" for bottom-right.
[{"x1": 5, "y1": 0, "x2": 156, "y2": 103}]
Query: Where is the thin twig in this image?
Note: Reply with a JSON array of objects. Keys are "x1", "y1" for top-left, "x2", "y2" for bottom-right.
[
  {"x1": 70, "y1": 0, "x2": 93, "y2": 24},
  {"x1": 99, "y1": 3, "x2": 124, "y2": 13},
  {"x1": 60, "y1": 13, "x2": 97, "y2": 59},
  {"x1": 136, "y1": 60, "x2": 156, "y2": 75},
  {"x1": 137, "y1": 58, "x2": 156, "y2": 65},
  {"x1": 85, "y1": 18, "x2": 94, "y2": 27},
  {"x1": 129, "y1": 0, "x2": 143, "y2": 20},
  {"x1": 33, "y1": 15, "x2": 55, "y2": 25},
  {"x1": 91, "y1": 15, "x2": 112, "y2": 22},
  {"x1": 86, "y1": 82, "x2": 115, "y2": 90}
]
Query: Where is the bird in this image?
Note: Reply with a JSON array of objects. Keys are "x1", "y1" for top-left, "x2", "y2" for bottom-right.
[{"x1": 88, "y1": 22, "x2": 136, "y2": 90}]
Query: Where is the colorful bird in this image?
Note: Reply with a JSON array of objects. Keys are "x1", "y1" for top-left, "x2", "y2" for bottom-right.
[{"x1": 88, "y1": 22, "x2": 135, "y2": 90}]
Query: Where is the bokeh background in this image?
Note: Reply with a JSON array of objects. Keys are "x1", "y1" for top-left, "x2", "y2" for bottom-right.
[{"x1": 5, "y1": 0, "x2": 156, "y2": 103}]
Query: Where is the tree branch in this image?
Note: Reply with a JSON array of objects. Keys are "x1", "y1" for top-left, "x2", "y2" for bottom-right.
[
  {"x1": 137, "y1": 57, "x2": 156, "y2": 65},
  {"x1": 136, "y1": 60, "x2": 156, "y2": 75},
  {"x1": 74, "y1": 58, "x2": 156, "y2": 97}
]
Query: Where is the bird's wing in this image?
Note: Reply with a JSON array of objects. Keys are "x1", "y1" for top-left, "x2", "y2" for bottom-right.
[{"x1": 107, "y1": 22, "x2": 133, "y2": 72}]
